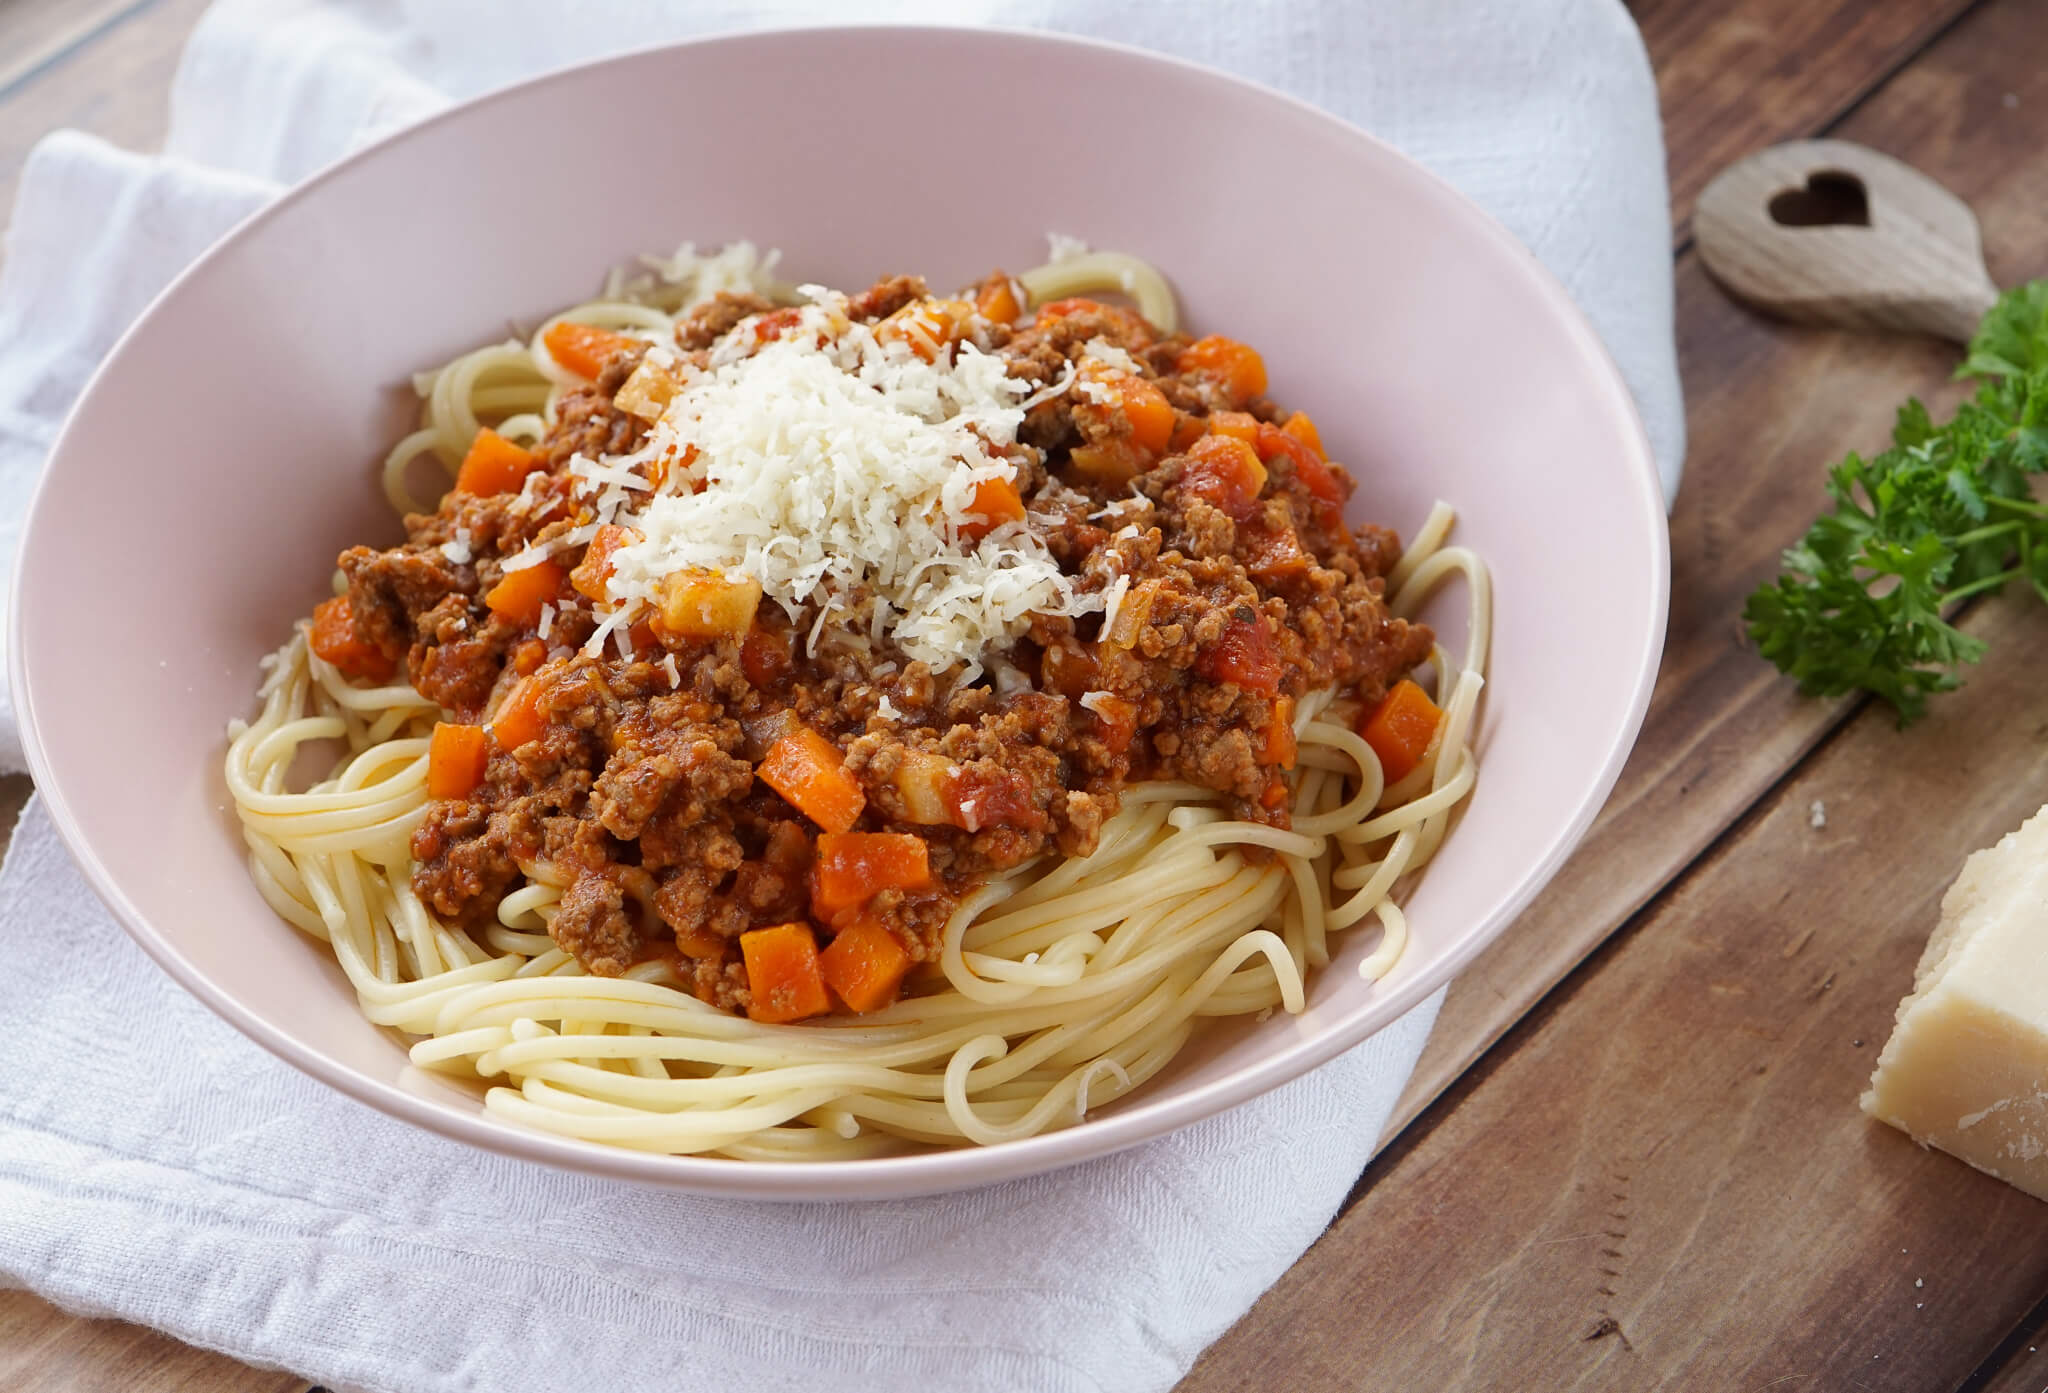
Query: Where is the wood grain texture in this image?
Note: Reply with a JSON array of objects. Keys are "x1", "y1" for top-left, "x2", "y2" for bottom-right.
[
  {"x1": 0, "y1": 0, "x2": 211, "y2": 258},
  {"x1": 1381, "y1": 0, "x2": 1996, "y2": 1151},
  {"x1": 1192, "y1": 0, "x2": 2048, "y2": 1386},
  {"x1": 0, "y1": 1289, "x2": 302, "y2": 1393},
  {"x1": 1696, "y1": 139, "x2": 1998, "y2": 343},
  {"x1": 1631, "y1": 0, "x2": 1980, "y2": 237},
  {"x1": 1187, "y1": 588, "x2": 2048, "y2": 1393}
]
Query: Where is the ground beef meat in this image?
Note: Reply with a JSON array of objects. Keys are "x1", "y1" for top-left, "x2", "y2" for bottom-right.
[
  {"x1": 675, "y1": 291, "x2": 778, "y2": 350},
  {"x1": 331, "y1": 273, "x2": 1433, "y2": 1014}
]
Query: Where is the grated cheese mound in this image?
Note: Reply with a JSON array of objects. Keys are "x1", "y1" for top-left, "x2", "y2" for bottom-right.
[{"x1": 605, "y1": 290, "x2": 1100, "y2": 678}]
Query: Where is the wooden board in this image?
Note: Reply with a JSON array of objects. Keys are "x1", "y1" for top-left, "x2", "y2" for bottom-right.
[
  {"x1": 1631, "y1": 0, "x2": 1979, "y2": 237},
  {"x1": 1380, "y1": 4, "x2": 1986, "y2": 1145},
  {"x1": 0, "y1": 1289, "x2": 300, "y2": 1393},
  {"x1": 1187, "y1": 0, "x2": 2048, "y2": 1386}
]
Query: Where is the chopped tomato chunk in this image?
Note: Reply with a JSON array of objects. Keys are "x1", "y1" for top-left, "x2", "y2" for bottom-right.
[
  {"x1": 1198, "y1": 617, "x2": 1283, "y2": 694},
  {"x1": 1180, "y1": 435, "x2": 1268, "y2": 520}
]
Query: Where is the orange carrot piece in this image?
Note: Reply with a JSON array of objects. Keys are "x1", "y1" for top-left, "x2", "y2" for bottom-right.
[
  {"x1": 960, "y1": 476, "x2": 1026, "y2": 540},
  {"x1": 454, "y1": 428, "x2": 539, "y2": 496},
  {"x1": 1180, "y1": 434, "x2": 1268, "y2": 520},
  {"x1": 1208, "y1": 410, "x2": 1261, "y2": 444},
  {"x1": 484, "y1": 560, "x2": 565, "y2": 627},
  {"x1": 741, "y1": 923, "x2": 831, "y2": 1024},
  {"x1": 1110, "y1": 375, "x2": 1174, "y2": 456},
  {"x1": 1263, "y1": 696, "x2": 1297, "y2": 769},
  {"x1": 308, "y1": 595, "x2": 395, "y2": 682},
  {"x1": 570, "y1": 524, "x2": 643, "y2": 601},
  {"x1": 1359, "y1": 679, "x2": 1441, "y2": 784},
  {"x1": 819, "y1": 914, "x2": 913, "y2": 1013},
  {"x1": 810, "y1": 832, "x2": 932, "y2": 920},
  {"x1": 543, "y1": 321, "x2": 641, "y2": 379},
  {"x1": 511, "y1": 638, "x2": 548, "y2": 675},
  {"x1": 975, "y1": 277, "x2": 1022, "y2": 325},
  {"x1": 1255, "y1": 423, "x2": 1346, "y2": 507},
  {"x1": 760, "y1": 726, "x2": 866, "y2": 833},
  {"x1": 1197, "y1": 617, "x2": 1282, "y2": 694},
  {"x1": 1280, "y1": 411, "x2": 1325, "y2": 458},
  {"x1": 491, "y1": 676, "x2": 549, "y2": 752},
  {"x1": 427, "y1": 722, "x2": 489, "y2": 799},
  {"x1": 1176, "y1": 335, "x2": 1267, "y2": 404}
]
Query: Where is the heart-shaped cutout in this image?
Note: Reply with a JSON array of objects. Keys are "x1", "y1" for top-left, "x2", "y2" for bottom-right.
[{"x1": 1768, "y1": 170, "x2": 1871, "y2": 228}]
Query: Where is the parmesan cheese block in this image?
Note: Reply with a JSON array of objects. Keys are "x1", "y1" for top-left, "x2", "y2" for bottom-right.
[{"x1": 1863, "y1": 806, "x2": 2048, "y2": 1199}]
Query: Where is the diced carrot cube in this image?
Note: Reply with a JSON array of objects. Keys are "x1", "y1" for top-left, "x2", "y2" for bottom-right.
[
  {"x1": 570, "y1": 524, "x2": 643, "y2": 601},
  {"x1": 1359, "y1": 679, "x2": 1441, "y2": 784},
  {"x1": 427, "y1": 721, "x2": 489, "y2": 799},
  {"x1": 454, "y1": 428, "x2": 540, "y2": 496},
  {"x1": 961, "y1": 476, "x2": 1026, "y2": 540},
  {"x1": 543, "y1": 321, "x2": 641, "y2": 379},
  {"x1": 490, "y1": 676, "x2": 549, "y2": 752},
  {"x1": 741, "y1": 923, "x2": 830, "y2": 1023},
  {"x1": 819, "y1": 914, "x2": 913, "y2": 1013},
  {"x1": 810, "y1": 832, "x2": 932, "y2": 921},
  {"x1": 1176, "y1": 335, "x2": 1267, "y2": 404},
  {"x1": 760, "y1": 727, "x2": 866, "y2": 834},
  {"x1": 484, "y1": 560, "x2": 565, "y2": 626},
  {"x1": 308, "y1": 595, "x2": 395, "y2": 682}
]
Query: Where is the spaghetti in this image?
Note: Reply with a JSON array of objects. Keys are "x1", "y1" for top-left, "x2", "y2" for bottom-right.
[{"x1": 225, "y1": 241, "x2": 1489, "y2": 1158}]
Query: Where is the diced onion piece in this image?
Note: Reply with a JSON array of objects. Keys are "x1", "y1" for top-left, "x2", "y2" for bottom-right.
[
  {"x1": 894, "y1": 749, "x2": 962, "y2": 825},
  {"x1": 656, "y1": 569, "x2": 762, "y2": 639},
  {"x1": 614, "y1": 358, "x2": 681, "y2": 422}
]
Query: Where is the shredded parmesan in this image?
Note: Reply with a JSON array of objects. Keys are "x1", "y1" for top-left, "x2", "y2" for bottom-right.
[
  {"x1": 1099, "y1": 575, "x2": 1132, "y2": 639},
  {"x1": 605, "y1": 291, "x2": 1101, "y2": 679},
  {"x1": 537, "y1": 603, "x2": 555, "y2": 640},
  {"x1": 877, "y1": 694, "x2": 902, "y2": 721},
  {"x1": 1082, "y1": 337, "x2": 1143, "y2": 376},
  {"x1": 439, "y1": 527, "x2": 473, "y2": 564},
  {"x1": 661, "y1": 653, "x2": 681, "y2": 688},
  {"x1": 1046, "y1": 232, "x2": 1090, "y2": 263}
]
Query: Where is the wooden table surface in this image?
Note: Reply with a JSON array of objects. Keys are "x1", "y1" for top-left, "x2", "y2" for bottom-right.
[{"x1": 4, "y1": 0, "x2": 2047, "y2": 1388}]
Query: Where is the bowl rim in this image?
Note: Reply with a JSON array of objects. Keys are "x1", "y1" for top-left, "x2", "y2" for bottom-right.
[{"x1": 10, "y1": 21, "x2": 1669, "y2": 1199}]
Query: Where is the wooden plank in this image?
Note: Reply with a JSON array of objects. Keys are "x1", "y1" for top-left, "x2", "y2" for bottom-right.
[
  {"x1": 1379, "y1": 177, "x2": 1969, "y2": 1147},
  {"x1": 1379, "y1": 0, "x2": 1994, "y2": 1149},
  {"x1": 0, "y1": 1290, "x2": 303, "y2": 1393},
  {"x1": 1632, "y1": 0, "x2": 1980, "y2": 236},
  {"x1": 0, "y1": 0, "x2": 211, "y2": 260},
  {"x1": 1184, "y1": 590, "x2": 2048, "y2": 1393},
  {"x1": 1981, "y1": 1322, "x2": 2048, "y2": 1393},
  {"x1": 0, "y1": 0, "x2": 157, "y2": 98},
  {"x1": 1189, "y1": 0, "x2": 2048, "y2": 1385}
]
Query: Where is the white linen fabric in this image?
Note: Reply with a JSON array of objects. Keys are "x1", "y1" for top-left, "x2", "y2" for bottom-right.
[{"x1": 0, "y1": 3, "x2": 1681, "y2": 1390}]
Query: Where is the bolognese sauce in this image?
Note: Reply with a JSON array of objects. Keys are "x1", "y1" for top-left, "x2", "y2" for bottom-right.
[{"x1": 312, "y1": 274, "x2": 1433, "y2": 1023}]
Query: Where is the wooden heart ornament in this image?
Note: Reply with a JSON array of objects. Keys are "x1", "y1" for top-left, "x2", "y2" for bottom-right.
[{"x1": 1696, "y1": 139, "x2": 1998, "y2": 344}]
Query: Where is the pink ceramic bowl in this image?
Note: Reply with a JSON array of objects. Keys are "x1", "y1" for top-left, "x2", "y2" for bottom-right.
[{"x1": 11, "y1": 27, "x2": 1666, "y2": 1199}]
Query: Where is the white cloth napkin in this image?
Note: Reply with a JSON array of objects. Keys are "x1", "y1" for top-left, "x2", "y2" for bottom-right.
[{"x1": 0, "y1": 3, "x2": 1682, "y2": 1390}]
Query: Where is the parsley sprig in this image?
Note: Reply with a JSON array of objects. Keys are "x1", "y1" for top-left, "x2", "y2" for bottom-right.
[{"x1": 1743, "y1": 281, "x2": 2048, "y2": 723}]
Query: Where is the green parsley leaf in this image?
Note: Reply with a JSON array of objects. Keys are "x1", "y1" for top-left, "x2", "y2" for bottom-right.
[{"x1": 1744, "y1": 279, "x2": 2048, "y2": 724}]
